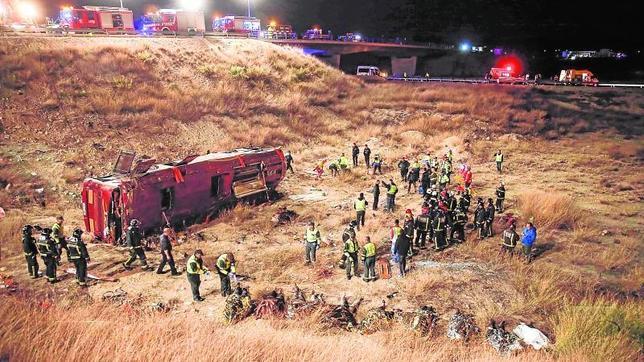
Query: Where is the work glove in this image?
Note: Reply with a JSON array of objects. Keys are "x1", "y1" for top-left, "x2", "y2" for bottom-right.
[{"x1": 229, "y1": 273, "x2": 238, "y2": 283}]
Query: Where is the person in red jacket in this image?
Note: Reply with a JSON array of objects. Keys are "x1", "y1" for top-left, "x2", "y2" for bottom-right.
[{"x1": 464, "y1": 166, "x2": 473, "y2": 187}]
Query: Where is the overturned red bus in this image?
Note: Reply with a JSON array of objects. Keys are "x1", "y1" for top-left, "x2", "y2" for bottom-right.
[{"x1": 82, "y1": 147, "x2": 286, "y2": 243}]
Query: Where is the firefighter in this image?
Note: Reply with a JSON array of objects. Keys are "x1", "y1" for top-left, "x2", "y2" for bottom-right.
[
  {"x1": 157, "y1": 227, "x2": 179, "y2": 276},
  {"x1": 51, "y1": 215, "x2": 67, "y2": 255},
  {"x1": 420, "y1": 167, "x2": 431, "y2": 194},
  {"x1": 362, "y1": 236, "x2": 376, "y2": 282},
  {"x1": 66, "y1": 228, "x2": 90, "y2": 287},
  {"x1": 451, "y1": 207, "x2": 467, "y2": 243},
  {"x1": 285, "y1": 151, "x2": 294, "y2": 173},
  {"x1": 186, "y1": 249, "x2": 209, "y2": 302},
  {"x1": 414, "y1": 206, "x2": 432, "y2": 249},
  {"x1": 494, "y1": 150, "x2": 504, "y2": 173},
  {"x1": 474, "y1": 200, "x2": 487, "y2": 239},
  {"x1": 371, "y1": 181, "x2": 380, "y2": 211},
  {"x1": 407, "y1": 159, "x2": 421, "y2": 193},
  {"x1": 462, "y1": 186, "x2": 472, "y2": 212},
  {"x1": 354, "y1": 193, "x2": 368, "y2": 230},
  {"x1": 216, "y1": 253, "x2": 237, "y2": 297},
  {"x1": 363, "y1": 144, "x2": 371, "y2": 169},
  {"x1": 36, "y1": 228, "x2": 59, "y2": 283},
  {"x1": 486, "y1": 198, "x2": 496, "y2": 237},
  {"x1": 352, "y1": 143, "x2": 360, "y2": 167},
  {"x1": 123, "y1": 219, "x2": 149, "y2": 270},
  {"x1": 500, "y1": 224, "x2": 519, "y2": 258},
  {"x1": 382, "y1": 179, "x2": 398, "y2": 212},
  {"x1": 398, "y1": 157, "x2": 410, "y2": 182},
  {"x1": 389, "y1": 219, "x2": 403, "y2": 257},
  {"x1": 438, "y1": 172, "x2": 450, "y2": 190},
  {"x1": 304, "y1": 221, "x2": 321, "y2": 264},
  {"x1": 372, "y1": 154, "x2": 382, "y2": 175},
  {"x1": 447, "y1": 149, "x2": 453, "y2": 164},
  {"x1": 393, "y1": 228, "x2": 411, "y2": 277},
  {"x1": 403, "y1": 210, "x2": 415, "y2": 254},
  {"x1": 339, "y1": 153, "x2": 350, "y2": 171},
  {"x1": 433, "y1": 213, "x2": 448, "y2": 250},
  {"x1": 342, "y1": 222, "x2": 359, "y2": 280},
  {"x1": 495, "y1": 182, "x2": 506, "y2": 213},
  {"x1": 22, "y1": 225, "x2": 40, "y2": 279}
]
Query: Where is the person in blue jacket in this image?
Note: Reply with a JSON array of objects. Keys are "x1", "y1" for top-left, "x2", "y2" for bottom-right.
[{"x1": 521, "y1": 222, "x2": 537, "y2": 263}]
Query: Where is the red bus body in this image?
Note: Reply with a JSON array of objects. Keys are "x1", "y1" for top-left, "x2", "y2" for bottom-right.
[
  {"x1": 59, "y1": 6, "x2": 134, "y2": 33},
  {"x1": 82, "y1": 147, "x2": 286, "y2": 242}
]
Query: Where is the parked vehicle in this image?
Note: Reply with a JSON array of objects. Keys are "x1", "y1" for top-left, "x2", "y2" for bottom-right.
[
  {"x1": 141, "y1": 9, "x2": 205, "y2": 36},
  {"x1": 82, "y1": 147, "x2": 286, "y2": 242},
  {"x1": 212, "y1": 15, "x2": 260, "y2": 36},
  {"x1": 263, "y1": 22, "x2": 296, "y2": 39},
  {"x1": 487, "y1": 67, "x2": 527, "y2": 84},
  {"x1": 56, "y1": 6, "x2": 134, "y2": 34},
  {"x1": 558, "y1": 69, "x2": 599, "y2": 86},
  {"x1": 356, "y1": 66, "x2": 381, "y2": 76},
  {"x1": 302, "y1": 27, "x2": 332, "y2": 40}
]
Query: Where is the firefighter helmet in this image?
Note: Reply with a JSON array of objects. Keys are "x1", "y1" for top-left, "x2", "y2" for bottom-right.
[
  {"x1": 349, "y1": 220, "x2": 357, "y2": 228},
  {"x1": 130, "y1": 219, "x2": 140, "y2": 227},
  {"x1": 22, "y1": 225, "x2": 33, "y2": 235},
  {"x1": 73, "y1": 228, "x2": 83, "y2": 238},
  {"x1": 41, "y1": 227, "x2": 52, "y2": 235}
]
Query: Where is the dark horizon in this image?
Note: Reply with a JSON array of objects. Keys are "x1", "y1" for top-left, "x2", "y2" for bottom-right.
[{"x1": 34, "y1": 0, "x2": 641, "y2": 50}]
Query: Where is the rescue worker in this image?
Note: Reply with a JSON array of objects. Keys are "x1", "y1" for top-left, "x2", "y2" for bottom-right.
[
  {"x1": 36, "y1": 228, "x2": 59, "y2": 283},
  {"x1": 216, "y1": 253, "x2": 237, "y2": 297},
  {"x1": 486, "y1": 198, "x2": 496, "y2": 237},
  {"x1": 363, "y1": 144, "x2": 371, "y2": 169},
  {"x1": 393, "y1": 228, "x2": 411, "y2": 277},
  {"x1": 304, "y1": 221, "x2": 321, "y2": 264},
  {"x1": 451, "y1": 208, "x2": 467, "y2": 243},
  {"x1": 494, "y1": 150, "x2": 504, "y2": 173},
  {"x1": 382, "y1": 179, "x2": 398, "y2": 212},
  {"x1": 22, "y1": 225, "x2": 40, "y2": 279},
  {"x1": 362, "y1": 236, "x2": 377, "y2": 282},
  {"x1": 403, "y1": 210, "x2": 415, "y2": 254},
  {"x1": 521, "y1": 223, "x2": 537, "y2": 264},
  {"x1": 407, "y1": 159, "x2": 421, "y2": 193},
  {"x1": 390, "y1": 219, "x2": 403, "y2": 257},
  {"x1": 342, "y1": 222, "x2": 359, "y2": 280},
  {"x1": 339, "y1": 153, "x2": 350, "y2": 171},
  {"x1": 66, "y1": 228, "x2": 90, "y2": 287},
  {"x1": 495, "y1": 182, "x2": 506, "y2": 213},
  {"x1": 285, "y1": 151, "x2": 294, "y2": 173},
  {"x1": 123, "y1": 219, "x2": 149, "y2": 270},
  {"x1": 352, "y1": 143, "x2": 360, "y2": 167},
  {"x1": 186, "y1": 249, "x2": 209, "y2": 302},
  {"x1": 447, "y1": 149, "x2": 453, "y2": 164},
  {"x1": 474, "y1": 201, "x2": 487, "y2": 239},
  {"x1": 464, "y1": 166, "x2": 473, "y2": 187},
  {"x1": 398, "y1": 158, "x2": 410, "y2": 182},
  {"x1": 439, "y1": 172, "x2": 450, "y2": 190},
  {"x1": 414, "y1": 207, "x2": 432, "y2": 249},
  {"x1": 157, "y1": 227, "x2": 179, "y2": 275},
  {"x1": 371, "y1": 181, "x2": 380, "y2": 211},
  {"x1": 329, "y1": 159, "x2": 339, "y2": 177},
  {"x1": 372, "y1": 154, "x2": 382, "y2": 175},
  {"x1": 420, "y1": 167, "x2": 431, "y2": 195},
  {"x1": 462, "y1": 186, "x2": 472, "y2": 212},
  {"x1": 51, "y1": 215, "x2": 67, "y2": 254},
  {"x1": 500, "y1": 224, "x2": 519, "y2": 258},
  {"x1": 354, "y1": 193, "x2": 368, "y2": 230},
  {"x1": 433, "y1": 213, "x2": 448, "y2": 250}
]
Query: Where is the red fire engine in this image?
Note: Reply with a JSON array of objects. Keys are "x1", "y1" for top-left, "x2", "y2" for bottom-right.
[
  {"x1": 212, "y1": 15, "x2": 260, "y2": 36},
  {"x1": 302, "y1": 27, "x2": 332, "y2": 40},
  {"x1": 141, "y1": 9, "x2": 205, "y2": 35},
  {"x1": 81, "y1": 147, "x2": 286, "y2": 243},
  {"x1": 487, "y1": 67, "x2": 526, "y2": 84},
  {"x1": 58, "y1": 6, "x2": 134, "y2": 34}
]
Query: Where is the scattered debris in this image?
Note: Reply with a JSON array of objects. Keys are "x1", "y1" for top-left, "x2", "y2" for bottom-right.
[
  {"x1": 601, "y1": 229, "x2": 611, "y2": 236},
  {"x1": 65, "y1": 268, "x2": 119, "y2": 282},
  {"x1": 102, "y1": 288, "x2": 128, "y2": 305},
  {"x1": 271, "y1": 207, "x2": 298, "y2": 225},
  {"x1": 287, "y1": 284, "x2": 326, "y2": 319},
  {"x1": 447, "y1": 310, "x2": 480, "y2": 341},
  {"x1": 513, "y1": 323, "x2": 550, "y2": 350},
  {"x1": 288, "y1": 188, "x2": 327, "y2": 202},
  {"x1": 409, "y1": 305, "x2": 440, "y2": 336},
  {"x1": 486, "y1": 320, "x2": 522, "y2": 355},
  {"x1": 316, "y1": 267, "x2": 334, "y2": 280},
  {"x1": 0, "y1": 274, "x2": 17, "y2": 293},
  {"x1": 322, "y1": 296, "x2": 363, "y2": 331},
  {"x1": 223, "y1": 285, "x2": 253, "y2": 323},
  {"x1": 358, "y1": 301, "x2": 396, "y2": 334},
  {"x1": 254, "y1": 289, "x2": 287, "y2": 319}
]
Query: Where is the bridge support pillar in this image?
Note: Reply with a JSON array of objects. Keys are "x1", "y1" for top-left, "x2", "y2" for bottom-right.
[
  {"x1": 391, "y1": 56, "x2": 418, "y2": 77},
  {"x1": 318, "y1": 54, "x2": 342, "y2": 68}
]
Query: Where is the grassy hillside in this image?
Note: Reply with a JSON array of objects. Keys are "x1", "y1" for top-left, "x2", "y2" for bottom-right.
[{"x1": 0, "y1": 37, "x2": 642, "y2": 361}]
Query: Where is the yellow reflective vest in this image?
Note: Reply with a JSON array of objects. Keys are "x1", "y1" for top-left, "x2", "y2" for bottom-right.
[
  {"x1": 306, "y1": 228, "x2": 320, "y2": 244},
  {"x1": 187, "y1": 255, "x2": 208, "y2": 275},
  {"x1": 363, "y1": 242, "x2": 376, "y2": 258},
  {"x1": 216, "y1": 254, "x2": 236, "y2": 275},
  {"x1": 355, "y1": 199, "x2": 366, "y2": 211}
]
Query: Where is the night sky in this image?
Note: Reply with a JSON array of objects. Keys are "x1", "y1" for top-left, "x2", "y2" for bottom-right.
[{"x1": 38, "y1": 0, "x2": 640, "y2": 49}]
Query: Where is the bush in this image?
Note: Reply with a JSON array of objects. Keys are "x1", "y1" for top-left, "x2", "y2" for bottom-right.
[{"x1": 517, "y1": 191, "x2": 584, "y2": 230}]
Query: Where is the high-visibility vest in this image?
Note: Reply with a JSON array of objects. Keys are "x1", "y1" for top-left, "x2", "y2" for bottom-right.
[
  {"x1": 52, "y1": 223, "x2": 63, "y2": 244},
  {"x1": 186, "y1": 255, "x2": 206, "y2": 275},
  {"x1": 217, "y1": 254, "x2": 236, "y2": 275},
  {"x1": 440, "y1": 174, "x2": 449, "y2": 184},
  {"x1": 388, "y1": 185, "x2": 398, "y2": 195},
  {"x1": 411, "y1": 162, "x2": 421, "y2": 169},
  {"x1": 363, "y1": 243, "x2": 376, "y2": 257},
  {"x1": 355, "y1": 199, "x2": 366, "y2": 211},
  {"x1": 344, "y1": 239, "x2": 359, "y2": 253},
  {"x1": 339, "y1": 157, "x2": 349, "y2": 167},
  {"x1": 496, "y1": 153, "x2": 503, "y2": 162},
  {"x1": 306, "y1": 228, "x2": 320, "y2": 243},
  {"x1": 392, "y1": 226, "x2": 402, "y2": 236}
]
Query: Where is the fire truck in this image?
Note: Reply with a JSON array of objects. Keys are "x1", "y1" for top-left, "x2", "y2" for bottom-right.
[
  {"x1": 558, "y1": 69, "x2": 599, "y2": 86},
  {"x1": 487, "y1": 67, "x2": 527, "y2": 84},
  {"x1": 82, "y1": 147, "x2": 286, "y2": 243},
  {"x1": 141, "y1": 9, "x2": 205, "y2": 36},
  {"x1": 212, "y1": 15, "x2": 260, "y2": 36},
  {"x1": 56, "y1": 6, "x2": 134, "y2": 34},
  {"x1": 302, "y1": 28, "x2": 332, "y2": 40},
  {"x1": 263, "y1": 22, "x2": 296, "y2": 39}
]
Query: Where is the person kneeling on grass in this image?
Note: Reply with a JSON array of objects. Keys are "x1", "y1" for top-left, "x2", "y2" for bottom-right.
[{"x1": 521, "y1": 222, "x2": 537, "y2": 263}]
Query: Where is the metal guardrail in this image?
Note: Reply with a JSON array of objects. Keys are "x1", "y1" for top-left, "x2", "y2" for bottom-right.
[{"x1": 387, "y1": 77, "x2": 644, "y2": 89}]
